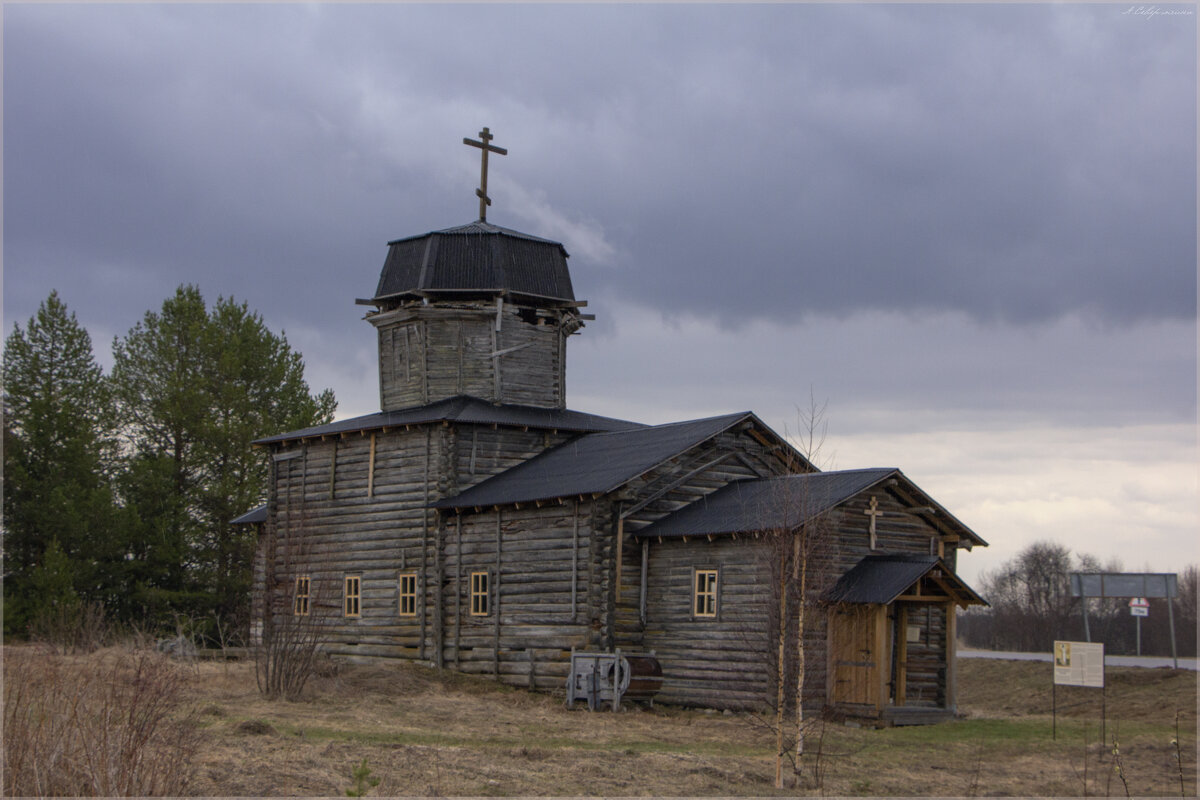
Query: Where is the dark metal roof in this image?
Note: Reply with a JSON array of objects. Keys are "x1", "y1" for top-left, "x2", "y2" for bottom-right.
[
  {"x1": 634, "y1": 468, "x2": 987, "y2": 547},
  {"x1": 361, "y1": 220, "x2": 576, "y2": 306},
  {"x1": 433, "y1": 412, "x2": 755, "y2": 510},
  {"x1": 633, "y1": 469, "x2": 897, "y2": 539},
  {"x1": 253, "y1": 395, "x2": 642, "y2": 445},
  {"x1": 822, "y1": 554, "x2": 987, "y2": 607},
  {"x1": 231, "y1": 504, "x2": 267, "y2": 525}
]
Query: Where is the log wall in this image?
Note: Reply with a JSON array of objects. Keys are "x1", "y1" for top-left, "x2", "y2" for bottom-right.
[
  {"x1": 631, "y1": 480, "x2": 967, "y2": 711},
  {"x1": 371, "y1": 302, "x2": 573, "y2": 411},
  {"x1": 254, "y1": 412, "x2": 970, "y2": 712},
  {"x1": 257, "y1": 420, "x2": 589, "y2": 677},
  {"x1": 614, "y1": 426, "x2": 785, "y2": 648},
  {"x1": 440, "y1": 500, "x2": 603, "y2": 689},
  {"x1": 639, "y1": 535, "x2": 774, "y2": 710},
  {"x1": 896, "y1": 602, "x2": 947, "y2": 708},
  {"x1": 261, "y1": 429, "x2": 439, "y2": 660}
]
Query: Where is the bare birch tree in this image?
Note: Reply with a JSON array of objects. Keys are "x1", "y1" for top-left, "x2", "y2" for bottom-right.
[{"x1": 765, "y1": 393, "x2": 838, "y2": 789}]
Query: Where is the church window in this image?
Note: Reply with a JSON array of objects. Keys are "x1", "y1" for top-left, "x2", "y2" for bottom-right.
[
  {"x1": 399, "y1": 572, "x2": 418, "y2": 616},
  {"x1": 470, "y1": 571, "x2": 490, "y2": 616},
  {"x1": 693, "y1": 568, "x2": 719, "y2": 618},
  {"x1": 294, "y1": 575, "x2": 311, "y2": 616},
  {"x1": 344, "y1": 575, "x2": 362, "y2": 618}
]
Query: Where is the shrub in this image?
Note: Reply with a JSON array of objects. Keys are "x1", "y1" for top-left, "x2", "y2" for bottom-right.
[
  {"x1": 28, "y1": 598, "x2": 111, "y2": 654},
  {"x1": 2, "y1": 645, "x2": 200, "y2": 796}
]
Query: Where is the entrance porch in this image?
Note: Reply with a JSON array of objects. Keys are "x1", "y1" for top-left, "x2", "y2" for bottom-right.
[{"x1": 823, "y1": 554, "x2": 986, "y2": 726}]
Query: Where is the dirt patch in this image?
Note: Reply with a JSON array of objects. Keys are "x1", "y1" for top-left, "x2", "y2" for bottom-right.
[{"x1": 234, "y1": 719, "x2": 276, "y2": 736}]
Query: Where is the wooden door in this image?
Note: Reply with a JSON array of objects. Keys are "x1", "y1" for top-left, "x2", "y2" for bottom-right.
[{"x1": 829, "y1": 604, "x2": 878, "y2": 707}]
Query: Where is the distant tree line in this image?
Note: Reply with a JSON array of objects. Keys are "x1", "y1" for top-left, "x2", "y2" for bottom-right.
[
  {"x1": 958, "y1": 541, "x2": 1198, "y2": 658},
  {"x1": 3, "y1": 287, "x2": 336, "y2": 642}
]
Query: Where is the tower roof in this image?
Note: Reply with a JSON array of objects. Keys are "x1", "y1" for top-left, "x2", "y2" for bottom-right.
[{"x1": 359, "y1": 220, "x2": 576, "y2": 308}]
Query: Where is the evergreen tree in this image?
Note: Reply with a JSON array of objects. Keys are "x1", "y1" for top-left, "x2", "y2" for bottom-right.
[
  {"x1": 2, "y1": 292, "x2": 122, "y2": 634},
  {"x1": 195, "y1": 296, "x2": 336, "y2": 626},
  {"x1": 111, "y1": 285, "x2": 335, "y2": 635}
]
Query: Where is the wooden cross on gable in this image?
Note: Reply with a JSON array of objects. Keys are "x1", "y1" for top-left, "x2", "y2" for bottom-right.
[
  {"x1": 463, "y1": 126, "x2": 508, "y2": 222},
  {"x1": 863, "y1": 496, "x2": 883, "y2": 550}
]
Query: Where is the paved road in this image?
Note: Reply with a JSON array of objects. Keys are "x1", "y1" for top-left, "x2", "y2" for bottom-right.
[{"x1": 959, "y1": 648, "x2": 1198, "y2": 671}]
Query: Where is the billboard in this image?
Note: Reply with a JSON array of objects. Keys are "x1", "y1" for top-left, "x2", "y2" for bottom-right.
[{"x1": 1070, "y1": 572, "x2": 1177, "y2": 599}]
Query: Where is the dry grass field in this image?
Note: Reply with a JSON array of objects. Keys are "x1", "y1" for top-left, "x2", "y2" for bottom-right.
[{"x1": 5, "y1": 644, "x2": 1196, "y2": 796}]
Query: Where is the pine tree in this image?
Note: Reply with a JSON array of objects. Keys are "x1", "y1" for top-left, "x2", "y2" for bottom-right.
[
  {"x1": 111, "y1": 285, "x2": 335, "y2": 636},
  {"x1": 2, "y1": 292, "x2": 122, "y2": 634}
]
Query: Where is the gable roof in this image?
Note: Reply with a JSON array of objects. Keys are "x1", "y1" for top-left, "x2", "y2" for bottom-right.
[
  {"x1": 432, "y1": 412, "x2": 765, "y2": 510},
  {"x1": 823, "y1": 554, "x2": 988, "y2": 608},
  {"x1": 633, "y1": 469, "x2": 895, "y2": 539},
  {"x1": 633, "y1": 468, "x2": 987, "y2": 548},
  {"x1": 253, "y1": 395, "x2": 642, "y2": 446}
]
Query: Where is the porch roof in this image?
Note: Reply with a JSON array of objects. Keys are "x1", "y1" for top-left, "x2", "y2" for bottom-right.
[{"x1": 823, "y1": 554, "x2": 988, "y2": 608}]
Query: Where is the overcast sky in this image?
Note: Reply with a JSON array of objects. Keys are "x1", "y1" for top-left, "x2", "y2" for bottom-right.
[{"x1": 4, "y1": 3, "x2": 1196, "y2": 587}]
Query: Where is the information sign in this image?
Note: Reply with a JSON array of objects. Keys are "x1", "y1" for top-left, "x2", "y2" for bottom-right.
[
  {"x1": 1053, "y1": 640, "x2": 1104, "y2": 687},
  {"x1": 1129, "y1": 597, "x2": 1149, "y2": 617}
]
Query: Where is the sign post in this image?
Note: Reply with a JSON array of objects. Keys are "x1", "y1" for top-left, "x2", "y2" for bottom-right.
[
  {"x1": 1053, "y1": 641, "x2": 1105, "y2": 741},
  {"x1": 1071, "y1": 572, "x2": 1177, "y2": 668},
  {"x1": 1129, "y1": 598, "x2": 1149, "y2": 656}
]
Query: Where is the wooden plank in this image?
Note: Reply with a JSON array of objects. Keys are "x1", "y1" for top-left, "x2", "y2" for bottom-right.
[
  {"x1": 614, "y1": 508, "x2": 624, "y2": 597},
  {"x1": 896, "y1": 604, "x2": 908, "y2": 707},
  {"x1": 367, "y1": 433, "x2": 376, "y2": 497},
  {"x1": 571, "y1": 501, "x2": 579, "y2": 620},
  {"x1": 825, "y1": 607, "x2": 835, "y2": 705},
  {"x1": 454, "y1": 514, "x2": 462, "y2": 668},
  {"x1": 494, "y1": 510, "x2": 501, "y2": 678},
  {"x1": 945, "y1": 601, "x2": 957, "y2": 710},
  {"x1": 419, "y1": 428, "x2": 429, "y2": 661}
]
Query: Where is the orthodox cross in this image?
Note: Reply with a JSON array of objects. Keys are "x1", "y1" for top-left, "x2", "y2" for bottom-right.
[
  {"x1": 863, "y1": 496, "x2": 883, "y2": 550},
  {"x1": 463, "y1": 126, "x2": 507, "y2": 222}
]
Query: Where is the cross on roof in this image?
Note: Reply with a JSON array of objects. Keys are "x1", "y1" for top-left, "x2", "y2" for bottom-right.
[
  {"x1": 463, "y1": 126, "x2": 508, "y2": 222},
  {"x1": 863, "y1": 496, "x2": 883, "y2": 550}
]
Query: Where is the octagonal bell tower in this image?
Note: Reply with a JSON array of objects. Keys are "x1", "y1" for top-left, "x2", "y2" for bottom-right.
[{"x1": 356, "y1": 129, "x2": 589, "y2": 411}]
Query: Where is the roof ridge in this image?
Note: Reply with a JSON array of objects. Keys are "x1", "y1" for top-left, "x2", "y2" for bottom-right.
[
  {"x1": 771, "y1": 467, "x2": 898, "y2": 478},
  {"x1": 581, "y1": 410, "x2": 752, "y2": 438},
  {"x1": 386, "y1": 221, "x2": 564, "y2": 247}
]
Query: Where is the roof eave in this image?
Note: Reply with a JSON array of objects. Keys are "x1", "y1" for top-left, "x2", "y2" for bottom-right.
[
  {"x1": 889, "y1": 469, "x2": 988, "y2": 548},
  {"x1": 358, "y1": 288, "x2": 582, "y2": 309}
]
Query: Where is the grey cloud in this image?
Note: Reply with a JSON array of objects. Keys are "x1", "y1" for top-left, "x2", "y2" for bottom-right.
[{"x1": 3, "y1": 3, "x2": 1194, "y2": 354}]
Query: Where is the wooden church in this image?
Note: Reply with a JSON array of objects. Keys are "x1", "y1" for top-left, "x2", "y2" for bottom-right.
[{"x1": 245, "y1": 128, "x2": 987, "y2": 725}]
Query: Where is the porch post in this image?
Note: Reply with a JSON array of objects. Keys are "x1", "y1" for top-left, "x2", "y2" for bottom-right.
[
  {"x1": 825, "y1": 609, "x2": 835, "y2": 705},
  {"x1": 874, "y1": 604, "x2": 888, "y2": 714}
]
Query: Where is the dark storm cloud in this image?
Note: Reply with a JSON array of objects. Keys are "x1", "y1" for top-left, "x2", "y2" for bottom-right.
[
  {"x1": 574, "y1": 4, "x2": 1196, "y2": 327},
  {"x1": 3, "y1": 3, "x2": 1194, "y2": 348},
  {"x1": 4, "y1": 3, "x2": 1194, "y2": 578}
]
